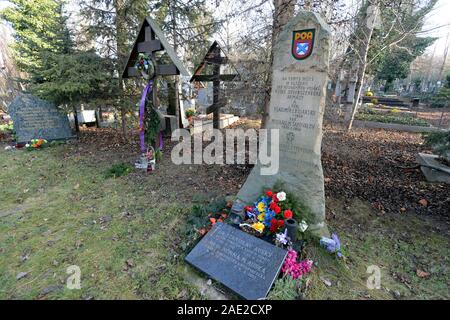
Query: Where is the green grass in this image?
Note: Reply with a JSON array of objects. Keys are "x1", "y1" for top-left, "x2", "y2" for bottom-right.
[
  {"x1": 355, "y1": 112, "x2": 430, "y2": 127},
  {"x1": 302, "y1": 199, "x2": 449, "y2": 300},
  {"x1": 0, "y1": 142, "x2": 448, "y2": 300},
  {"x1": 0, "y1": 145, "x2": 201, "y2": 299}
]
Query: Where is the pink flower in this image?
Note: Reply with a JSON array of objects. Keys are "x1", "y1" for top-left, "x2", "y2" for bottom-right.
[{"x1": 281, "y1": 249, "x2": 313, "y2": 279}]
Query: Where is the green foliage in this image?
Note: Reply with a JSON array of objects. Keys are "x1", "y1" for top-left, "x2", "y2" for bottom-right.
[
  {"x1": 1, "y1": 0, "x2": 113, "y2": 112},
  {"x1": 185, "y1": 108, "x2": 196, "y2": 118},
  {"x1": 104, "y1": 163, "x2": 133, "y2": 179},
  {"x1": 431, "y1": 75, "x2": 450, "y2": 108},
  {"x1": 144, "y1": 103, "x2": 162, "y2": 147},
  {"x1": 32, "y1": 50, "x2": 115, "y2": 108},
  {"x1": 270, "y1": 181, "x2": 314, "y2": 224},
  {"x1": 151, "y1": 0, "x2": 218, "y2": 66},
  {"x1": 0, "y1": 123, "x2": 14, "y2": 133},
  {"x1": 423, "y1": 131, "x2": 450, "y2": 158},
  {"x1": 367, "y1": 1, "x2": 438, "y2": 88},
  {"x1": 268, "y1": 276, "x2": 304, "y2": 300},
  {"x1": 0, "y1": 0, "x2": 72, "y2": 83},
  {"x1": 355, "y1": 112, "x2": 430, "y2": 127},
  {"x1": 181, "y1": 198, "x2": 228, "y2": 253}
]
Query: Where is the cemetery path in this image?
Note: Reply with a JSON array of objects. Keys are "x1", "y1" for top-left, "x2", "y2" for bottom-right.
[{"x1": 0, "y1": 122, "x2": 448, "y2": 299}]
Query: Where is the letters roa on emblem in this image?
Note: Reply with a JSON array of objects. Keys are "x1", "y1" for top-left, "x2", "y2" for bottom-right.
[{"x1": 292, "y1": 29, "x2": 315, "y2": 60}]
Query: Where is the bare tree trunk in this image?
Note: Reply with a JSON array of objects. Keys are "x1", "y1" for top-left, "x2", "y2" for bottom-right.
[
  {"x1": 169, "y1": 0, "x2": 181, "y2": 128},
  {"x1": 114, "y1": 0, "x2": 128, "y2": 140},
  {"x1": 347, "y1": 4, "x2": 376, "y2": 131},
  {"x1": 72, "y1": 105, "x2": 80, "y2": 133},
  {"x1": 261, "y1": 0, "x2": 295, "y2": 128}
]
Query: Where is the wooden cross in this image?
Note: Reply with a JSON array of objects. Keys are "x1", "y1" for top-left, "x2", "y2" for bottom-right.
[
  {"x1": 190, "y1": 41, "x2": 239, "y2": 129},
  {"x1": 122, "y1": 17, "x2": 190, "y2": 128}
]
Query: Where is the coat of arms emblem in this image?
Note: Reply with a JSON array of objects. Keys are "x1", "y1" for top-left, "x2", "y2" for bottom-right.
[{"x1": 292, "y1": 29, "x2": 315, "y2": 60}]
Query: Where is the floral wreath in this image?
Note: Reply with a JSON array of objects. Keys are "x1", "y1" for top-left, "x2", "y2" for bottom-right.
[{"x1": 134, "y1": 53, "x2": 155, "y2": 79}]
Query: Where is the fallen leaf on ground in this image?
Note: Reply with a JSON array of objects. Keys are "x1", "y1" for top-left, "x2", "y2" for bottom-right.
[
  {"x1": 418, "y1": 199, "x2": 428, "y2": 207},
  {"x1": 416, "y1": 269, "x2": 430, "y2": 278}
]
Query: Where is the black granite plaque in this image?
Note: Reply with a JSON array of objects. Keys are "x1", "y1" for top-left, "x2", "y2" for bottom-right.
[
  {"x1": 8, "y1": 94, "x2": 73, "y2": 143},
  {"x1": 185, "y1": 222, "x2": 288, "y2": 300}
]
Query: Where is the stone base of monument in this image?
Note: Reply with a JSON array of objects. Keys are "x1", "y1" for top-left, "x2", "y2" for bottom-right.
[
  {"x1": 416, "y1": 153, "x2": 450, "y2": 184},
  {"x1": 190, "y1": 114, "x2": 239, "y2": 135}
]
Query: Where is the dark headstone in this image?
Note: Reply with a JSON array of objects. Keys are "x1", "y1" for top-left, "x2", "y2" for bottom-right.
[
  {"x1": 185, "y1": 222, "x2": 287, "y2": 300},
  {"x1": 8, "y1": 94, "x2": 73, "y2": 143}
]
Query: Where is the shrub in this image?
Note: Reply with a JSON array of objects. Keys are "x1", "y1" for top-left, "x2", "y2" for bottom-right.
[
  {"x1": 355, "y1": 113, "x2": 430, "y2": 127},
  {"x1": 365, "y1": 91, "x2": 374, "y2": 97},
  {"x1": 423, "y1": 131, "x2": 450, "y2": 159},
  {"x1": 390, "y1": 108, "x2": 400, "y2": 113},
  {"x1": 371, "y1": 98, "x2": 379, "y2": 105},
  {"x1": 105, "y1": 163, "x2": 133, "y2": 178},
  {"x1": 0, "y1": 122, "x2": 13, "y2": 133},
  {"x1": 185, "y1": 108, "x2": 196, "y2": 118}
]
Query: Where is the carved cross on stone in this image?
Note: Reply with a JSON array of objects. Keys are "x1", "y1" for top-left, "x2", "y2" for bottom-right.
[{"x1": 190, "y1": 41, "x2": 239, "y2": 129}]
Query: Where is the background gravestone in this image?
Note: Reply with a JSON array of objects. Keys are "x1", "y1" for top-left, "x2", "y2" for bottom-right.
[
  {"x1": 236, "y1": 11, "x2": 331, "y2": 235},
  {"x1": 8, "y1": 94, "x2": 73, "y2": 143}
]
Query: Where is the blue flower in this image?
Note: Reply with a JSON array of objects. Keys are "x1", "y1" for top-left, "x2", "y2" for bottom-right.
[{"x1": 263, "y1": 210, "x2": 275, "y2": 227}]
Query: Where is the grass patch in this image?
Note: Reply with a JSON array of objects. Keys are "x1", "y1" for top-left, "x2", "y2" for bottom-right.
[
  {"x1": 0, "y1": 138, "x2": 448, "y2": 300},
  {"x1": 0, "y1": 145, "x2": 200, "y2": 299},
  {"x1": 356, "y1": 112, "x2": 430, "y2": 127},
  {"x1": 104, "y1": 163, "x2": 133, "y2": 179}
]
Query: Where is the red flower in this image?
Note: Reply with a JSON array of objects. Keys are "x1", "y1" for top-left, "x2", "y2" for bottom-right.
[
  {"x1": 245, "y1": 206, "x2": 253, "y2": 212},
  {"x1": 270, "y1": 219, "x2": 284, "y2": 233},
  {"x1": 269, "y1": 202, "x2": 281, "y2": 214},
  {"x1": 266, "y1": 190, "x2": 273, "y2": 197},
  {"x1": 272, "y1": 195, "x2": 279, "y2": 203},
  {"x1": 284, "y1": 210, "x2": 293, "y2": 219},
  {"x1": 274, "y1": 205, "x2": 281, "y2": 214}
]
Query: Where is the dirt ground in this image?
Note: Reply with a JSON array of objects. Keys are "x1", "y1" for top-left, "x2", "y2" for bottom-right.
[{"x1": 69, "y1": 121, "x2": 449, "y2": 219}]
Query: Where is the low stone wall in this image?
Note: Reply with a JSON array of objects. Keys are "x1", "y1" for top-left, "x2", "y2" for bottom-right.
[
  {"x1": 191, "y1": 114, "x2": 240, "y2": 135},
  {"x1": 353, "y1": 120, "x2": 445, "y2": 133}
]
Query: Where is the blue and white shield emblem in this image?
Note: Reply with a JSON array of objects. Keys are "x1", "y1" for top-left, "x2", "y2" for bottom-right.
[{"x1": 292, "y1": 29, "x2": 315, "y2": 60}]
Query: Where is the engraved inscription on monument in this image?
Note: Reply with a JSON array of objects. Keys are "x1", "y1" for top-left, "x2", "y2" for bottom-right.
[
  {"x1": 8, "y1": 94, "x2": 73, "y2": 143},
  {"x1": 185, "y1": 223, "x2": 287, "y2": 300},
  {"x1": 236, "y1": 11, "x2": 331, "y2": 234}
]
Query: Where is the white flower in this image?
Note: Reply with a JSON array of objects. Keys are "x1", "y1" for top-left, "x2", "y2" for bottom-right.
[
  {"x1": 276, "y1": 191, "x2": 286, "y2": 202},
  {"x1": 276, "y1": 229, "x2": 289, "y2": 245},
  {"x1": 25, "y1": 144, "x2": 30, "y2": 148},
  {"x1": 299, "y1": 220, "x2": 308, "y2": 232}
]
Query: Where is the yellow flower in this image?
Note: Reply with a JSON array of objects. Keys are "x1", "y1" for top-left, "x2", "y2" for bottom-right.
[
  {"x1": 257, "y1": 202, "x2": 266, "y2": 213},
  {"x1": 258, "y1": 213, "x2": 265, "y2": 222},
  {"x1": 252, "y1": 222, "x2": 265, "y2": 233}
]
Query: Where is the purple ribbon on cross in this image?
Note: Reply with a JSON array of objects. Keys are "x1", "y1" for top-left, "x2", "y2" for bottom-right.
[{"x1": 139, "y1": 80, "x2": 153, "y2": 153}]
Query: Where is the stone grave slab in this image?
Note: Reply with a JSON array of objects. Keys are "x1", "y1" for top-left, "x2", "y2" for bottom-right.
[
  {"x1": 8, "y1": 94, "x2": 73, "y2": 143},
  {"x1": 185, "y1": 222, "x2": 287, "y2": 300}
]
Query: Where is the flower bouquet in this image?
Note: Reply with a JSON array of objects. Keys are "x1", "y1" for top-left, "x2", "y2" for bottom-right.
[
  {"x1": 25, "y1": 138, "x2": 48, "y2": 151},
  {"x1": 239, "y1": 189, "x2": 308, "y2": 245}
]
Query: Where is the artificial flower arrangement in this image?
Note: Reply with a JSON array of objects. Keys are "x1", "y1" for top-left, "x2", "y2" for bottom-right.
[
  {"x1": 135, "y1": 53, "x2": 155, "y2": 79},
  {"x1": 320, "y1": 233, "x2": 343, "y2": 258},
  {"x1": 237, "y1": 189, "x2": 314, "y2": 280},
  {"x1": 25, "y1": 138, "x2": 48, "y2": 151},
  {"x1": 239, "y1": 189, "x2": 308, "y2": 242}
]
